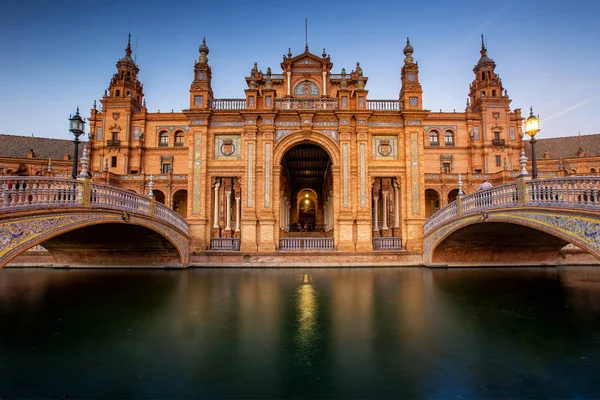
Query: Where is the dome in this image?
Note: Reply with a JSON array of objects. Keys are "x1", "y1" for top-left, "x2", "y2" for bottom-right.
[
  {"x1": 199, "y1": 37, "x2": 209, "y2": 55},
  {"x1": 403, "y1": 37, "x2": 413, "y2": 56}
]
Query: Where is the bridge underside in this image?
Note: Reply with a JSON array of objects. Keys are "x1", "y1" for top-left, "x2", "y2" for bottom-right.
[
  {"x1": 37, "y1": 223, "x2": 182, "y2": 267},
  {"x1": 432, "y1": 222, "x2": 569, "y2": 265}
]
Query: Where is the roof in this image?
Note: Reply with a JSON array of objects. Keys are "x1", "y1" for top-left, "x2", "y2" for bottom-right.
[
  {"x1": 525, "y1": 133, "x2": 600, "y2": 160},
  {"x1": 0, "y1": 134, "x2": 86, "y2": 161}
]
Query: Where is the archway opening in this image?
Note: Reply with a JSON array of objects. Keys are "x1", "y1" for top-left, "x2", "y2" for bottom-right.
[
  {"x1": 153, "y1": 190, "x2": 166, "y2": 204},
  {"x1": 425, "y1": 189, "x2": 440, "y2": 217},
  {"x1": 172, "y1": 189, "x2": 188, "y2": 219},
  {"x1": 448, "y1": 188, "x2": 460, "y2": 204},
  {"x1": 279, "y1": 143, "x2": 334, "y2": 248}
]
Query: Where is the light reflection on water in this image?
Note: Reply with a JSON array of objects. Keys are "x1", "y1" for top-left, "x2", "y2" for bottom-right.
[{"x1": 0, "y1": 267, "x2": 599, "y2": 399}]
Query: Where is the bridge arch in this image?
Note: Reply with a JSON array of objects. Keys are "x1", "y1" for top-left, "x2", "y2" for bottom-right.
[
  {"x1": 273, "y1": 129, "x2": 340, "y2": 166},
  {"x1": 425, "y1": 207, "x2": 600, "y2": 265},
  {"x1": 1, "y1": 210, "x2": 189, "y2": 268}
]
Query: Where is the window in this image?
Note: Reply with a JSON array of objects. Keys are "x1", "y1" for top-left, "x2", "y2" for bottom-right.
[
  {"x1": 474, "y1": 169, "x2": 482, "y2": 174},
  {"x1": 159, "y1": 131, "x2": 169, "y2": 147},
  {"x1": 115, "y1": 90, "x2": 120, "y2": 97},
  {"x1": 473, "y1": 126, "x2": 480, "y2": 140},
  {"x1": 492, "y1": 90, "x2": 496, "y2": 96},
  {"x1": 495, "y1": 155, "x2": 501, "y2": 166},
  {"x1": 174, "y1": 131, "x2": 184, "y2": 147},
  {"x1": 481, "y1": 90, "x2": 486, "y2": 97},
  {"x1": 494, "y1": 131, "x2": 500, "y2": 140},
  {"x1": 294, "y1": 81, "x2": 319, "y2": 96},
  {"x1": 161, "y1": 163, "x2": 171, "y2": 174},
  {"x1": 444, "y1": 131, "x2": 454, "y2": 146},
  {"x1": 112, "y1": 132, "x2": 118, "y2": 141},
  {"x1": 442, "y1": 163, "x2": 451, "y2": 173},
  {"x1": 429, "y1": 131, "x2": 440, "y2": 146},
  {"x1": 111, "y1": 156, "x2": 117, "y2": 168}
]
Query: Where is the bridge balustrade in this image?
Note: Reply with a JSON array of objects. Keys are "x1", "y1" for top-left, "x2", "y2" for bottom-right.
[
  {"x1": 0, "y1": 177, "x2": 188, "y2": 233},
  {"x1": 425, "y1": 176, "x2": 600, "y2": 235},
  {"x1": 1, "y1": 177, "x2": 82, "y2": 210}
]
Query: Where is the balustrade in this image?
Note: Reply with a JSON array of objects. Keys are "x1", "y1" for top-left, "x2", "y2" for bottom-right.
[
  {"x1": 0, "y1": 177, "x2": 188, "y2": 233},
  {"x1": 425, "y1": 177, "x2": 600, "y2": 235},
  {"x1": 372, "y1": 237, "x2": 402, "y2": 250},
  {"x1": 209, "y1": 99, "x2": 246, "y2": 110},
  {"x1": 210, "y1": 238, "x2": 241, "y2": 251},
  {"x1": 279, "y1": 238, "x2": 334, "y2": 251},
  {"x1": 366, "y1": 100, "x2": 401, "y2": 111},
  {"x1": 275, "y1": 98, "x2": 338, "y2": 110}
]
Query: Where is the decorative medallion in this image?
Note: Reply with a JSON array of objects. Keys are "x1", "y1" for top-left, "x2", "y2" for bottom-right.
[
  {"x1": 220, "y1": 139, "x2": 235, "y2": 156},
  {"x1": 194, "y1": 95, "x2": 204, "y2": 106},
  {"x1": 408, "y1": 73, "x2": 416, "y2": 81},
  {"x1": 112, "y1": 112, "x2": 120, "y2": 120},
  {"x1": 373, "y1": 136, "x2": 397, "y2": 160},
  {"x1": 493, "y1": 111, "x2": 500, "y2": 119},
  {"x1": 378, "y1": 140, "x2": 392, "y2": 157},
  {"x1": 215, "y1": 135, "x2": 241, "y2": 159},
  {"x1": 409, "y1": 97, "x2": 418, "y2": 106}
]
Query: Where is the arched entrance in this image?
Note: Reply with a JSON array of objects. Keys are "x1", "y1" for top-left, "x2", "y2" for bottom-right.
[
  {"x1": 152, "y1": 190, "x2": 166, "y2": 204},
  {"x1": 425, "y1": 189, "x2": 440, "y2": 218},
  {"x1": 447, "y1": 188, "x2": 460, "y2": 204},
  {"x1": 172, "y1": 189, "x2": 188, "y2": 219},
  {"x1": 279, "y1": 143, "x2": 334, "y2": 250}
]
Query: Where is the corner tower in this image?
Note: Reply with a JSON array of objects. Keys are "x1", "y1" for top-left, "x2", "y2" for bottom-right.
[
  {"x1": 105, "y1": 34, "x2": 144, "y2": 107},
  {"x1": 189, "y1": 37, "x2": 214, "y2": 110},
  {"x1": 399, "y1": 38, "x2": 423, "y2": 110},
  {"x1": 468, "y1": 35, "x2": 506, "y2": 110}
]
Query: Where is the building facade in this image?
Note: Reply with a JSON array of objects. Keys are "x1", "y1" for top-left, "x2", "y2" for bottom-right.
[{"x1": 85, "y1": 36, "x2": 526, "y2": 254}]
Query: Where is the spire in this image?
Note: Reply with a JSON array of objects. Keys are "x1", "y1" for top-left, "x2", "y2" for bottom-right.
[
  {"x1": 403, "y1": 37, "x2": 414, "y2": 65},
  {"x1": 477, "y1": 34, "x2": 492, "y2": 65},
  {"x1": 198, "y1": 37, "x2": 209, "y2": 64},
  {"x1": 126, "y1": 33, "x2": 132, "y2": 57}
]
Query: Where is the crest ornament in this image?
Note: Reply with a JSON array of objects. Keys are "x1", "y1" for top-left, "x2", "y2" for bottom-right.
[
  {"x1": 493, "y1": 111, "x2": 500, "y2": 119},
  {"x1": 377, "y1": 140, "x2": 393, "y2": 157},
  {"x1": 220, "y1": 139, "x2": 235, "y2": 156},
  {"x1": 112, "y1": 112, "x2": 120, "y2": 120}
]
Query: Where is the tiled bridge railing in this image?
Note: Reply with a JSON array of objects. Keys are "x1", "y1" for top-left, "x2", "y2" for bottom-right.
[
  {"x1": 0, "y1": 176, "x2": 188, "y2": 233},
  {"x1": 424, "y1": 177, "x2": 600, "y2": 235}
]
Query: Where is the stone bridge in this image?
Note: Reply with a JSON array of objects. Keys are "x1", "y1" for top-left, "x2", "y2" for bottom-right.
[
  {"x1": 0, "y1": 176, "x2": 190, "y2": 268},
  {"x1": 424, "y1": 176, "x2": 600, "y2": 266}
]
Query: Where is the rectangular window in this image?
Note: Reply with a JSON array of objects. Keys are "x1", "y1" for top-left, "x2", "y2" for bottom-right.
[
  {"x1": 494, "y1": 131, "x2": 500, "y2": 140},
  {"x1": 96, "y1": 126, "x2": 103, "y2": 141},
  {"x1": 266, "y1": 96, "x2": 272, "y2": 108},
  {"x1": 248, "y1": 96, "x2": 255, "y2": 108},
  {"x1": 474, "y1": 169, "x2": 482, "y2": 174},
  {"x1": 133, "y1": 127, "x2": 140, "y2": 140},
  {"x1": 111, "y1": 156, "x2": 117, "y2": 168},
  {"x1": 112, "y1": 132, "x2": 118, "y2": 140},
  {"x1": 495, "y1": 155, "x2": 501, "y2": 166},
  {"x1": 473, "y1": 126, "x2": 480, "y2": 140},
  {"x1": 161, "y1": 164, "x2": 171, "y2": 174},
  {"x1": 510, "y1": 127, "x2": 516, "y2": 140},
  {"x1": 442, "y1": 163, "x2": 451, "y2": 174}
]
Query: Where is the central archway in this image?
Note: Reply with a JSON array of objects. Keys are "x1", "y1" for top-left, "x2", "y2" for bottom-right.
[{"x1": 278, "y1": 142, "x2": 335, "y2": 250}]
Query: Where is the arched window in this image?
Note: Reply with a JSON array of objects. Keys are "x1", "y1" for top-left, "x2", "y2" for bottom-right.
[
  {"x1": 444, "y1": 130, "x2": 455, "y2": 146},
  {"x1": 174, "y1": 131, "x2": 184, "y2": 147},
  {"x1": 294, "y1": 81, "x2": 319, "y2": 97},
  {"x1": 591, "y1": 168, "x2": 597, "y2": 174},
  {"x1": 429, "y1": 130, "x2": 440, "y2": 146},
  {"x1": 159, "y1": 131, "x2": 169, "y2": 147}
]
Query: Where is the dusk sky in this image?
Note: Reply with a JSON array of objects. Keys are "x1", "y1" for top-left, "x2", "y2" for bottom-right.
[{"x1": 1, "y1": 0, "x2": 598, "y2": 140}]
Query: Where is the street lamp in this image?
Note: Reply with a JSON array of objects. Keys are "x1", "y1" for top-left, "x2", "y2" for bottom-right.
[
  {"x1": 68, "y1": 107, "x2": 86, "y2": 179},
  {"x1": 524, "y1": 106, "x2": 540, "y2": 179}
]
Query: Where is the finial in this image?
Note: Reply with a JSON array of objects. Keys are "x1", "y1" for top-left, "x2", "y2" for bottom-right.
[
  {"x1": 80, "y1": 144, "x2": 89, "y2": 177},
  {"x1": 481, "y1": 33, "x2": 485, "y2": 50},
  {"x1": 529, "y1": 106, "x2": 534, "y2": 116},
  {"x1": 125, "y1": 33, "x2": 132, "y2": 57},
  {"x1": 322, "y1": 48, "x2": 327, "y2": 58},
  {"x1": 457, "y1": 173, "x2": 463, "y2": 196},
  {"x1": 466, "y1": 98, "x2": 470, "y2": 108},
  {"x1": 143, "y1": 99, "x2": 146, "y2": 108},
  {"x1": 93, "y1": 100, "x2": 96, "y2": 110},
  {"x1": 519, "y1": 152, "x2": 529, "y2": 176},
  {"x1": 288, "y1": 48, "x2": 292, "y2": 58},
  {"x1": 48, "y1": 158, "x2": 53, "y2": 172},
  {"x1": 104, "y1": 158, "x2": 109, "y2": 172},
  {"x1": 148, "y1": 175, "x2": 154, "y2": 197},
  {"x1": 403, "y1": 37, "x2": 414, "y2": 64},
  {"x1": 198, "y1": 37, "x2": 209, "y2": 63}
]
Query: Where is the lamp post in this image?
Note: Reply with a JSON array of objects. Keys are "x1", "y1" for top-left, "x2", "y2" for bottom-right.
[
  {"x1": 68, "y1": 107, "x2": 86, "y2": 179},
  {"x1": 524, "y1": 106, "x2": 540, "y2": 179}
]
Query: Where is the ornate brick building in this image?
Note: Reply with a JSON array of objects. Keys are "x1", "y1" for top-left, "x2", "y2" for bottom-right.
[{"x1": 86, "y1": 35, "x2": 526, "y2": 254}]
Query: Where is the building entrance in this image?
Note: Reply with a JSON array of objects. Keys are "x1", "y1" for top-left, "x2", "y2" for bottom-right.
[{"x1": 279, "y1": 143, "x2": 334, "y2": 250}]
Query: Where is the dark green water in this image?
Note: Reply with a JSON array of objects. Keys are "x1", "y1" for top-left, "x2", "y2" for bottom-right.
[{"x1": 1, "y1": 267, "x2": 600, "y2": 399}]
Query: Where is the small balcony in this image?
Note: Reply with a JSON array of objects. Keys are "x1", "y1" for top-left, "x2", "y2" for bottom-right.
[
  {"x1": 107, "y1": 139, "x2": 121, "y2": 148},
  {"x1": 210, "y1": 238, "x2": 240, "y2": 251},
  {"x1": 372, "y1": 237, "x2": 402, "y2": 250},
  {"x1": 492, "y1": 138, "x2": 506, "y2": 146}
]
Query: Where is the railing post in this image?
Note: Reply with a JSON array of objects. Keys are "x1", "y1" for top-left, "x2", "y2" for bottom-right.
[
  {"x1": 456, "y1": 173, "x2": 464, "y2": 216},
  {"x1": 517, "y1": 175, "x2": 529, "y2": 205},
  {"x1": 78, "y1": 176, "x2": 91, "y2": 208}
]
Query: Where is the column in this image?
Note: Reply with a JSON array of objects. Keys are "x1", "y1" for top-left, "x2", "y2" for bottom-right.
[
  {"x1": 394, "y1": 181, "x2": 400, "y2": 229},
  {"x1": 287, "y1": 71, "x2": 291, "y2": 96},
  {"x1": 213, "y1": 181, "x2": 220, "y2": 229},
  {"x1": 225, "y1": 190, "x2": 232, "y2": 230},
  {"x1": 235, "y1": 195, "x2": 241, "y2": 232},
  {"x1": 382, "y1": 191, "x2": 388, "y2": 230},
  {"x1": 373, "y1": 196, "x2": 379, "y2": 230}
]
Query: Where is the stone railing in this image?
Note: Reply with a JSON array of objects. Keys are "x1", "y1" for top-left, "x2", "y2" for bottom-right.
[
  {"x1": 367, "y1": 100, "x2": 401, "y2": 111},
  {"x1": 210, "y1": 238, "x2": 241, "y2": 251},
  {"x1": 372, "y1": 237, "x2": 402, "y2": 250},
  {"x1": 0, "y1": 176, "x2": 188, "y2": 233},
  {"x1": 424, "y1": 176, "x2": 600, "y2": 235},
  {"x1": 279, "y1": 238, "x2": 334, "y2": 250},
  {"x1": 275, "y1": 98, "x2": 339, "y2": 110},
  {"x1": 209, "y1": 99, "x2": 246, "y2": 110}
]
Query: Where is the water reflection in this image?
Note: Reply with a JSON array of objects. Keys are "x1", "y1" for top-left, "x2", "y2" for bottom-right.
[{"x1": 1, "y1": 267, "x2": 600, "y2": 399}]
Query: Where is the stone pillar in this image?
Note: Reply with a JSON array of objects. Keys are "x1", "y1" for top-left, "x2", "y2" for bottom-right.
[
  {"x1": 235, "y1": 196, "x2": 241, "y2": 232},
  {"x1": 213, "y1": 181, "x2": 220, "y2": 229},
  {"x1": 225, "y1": 190, "x2": 232, "y2": 230},
  {"x1": 394, "y1": 181, "x2": 400, "y2": 229},
  {"x1": 373, "y1": 196, "x2": 379, "y2": 232},
  {"x1": 382, "y1": 191, "x2": 388, "y2": 230}
]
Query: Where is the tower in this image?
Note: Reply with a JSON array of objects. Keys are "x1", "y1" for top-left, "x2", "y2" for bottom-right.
[
  {"x1": 399, "y1": 38, "x2": 423, "y2": 110},
  {"x1": 105, "y1": 34, "x2": 144, "y2": 107},
  {"x1": 468, "y1": 35, "x2": 506, "y2": 110},
  {"x1": 189, "y1": 37, "x2": 214, "y2": 109}
]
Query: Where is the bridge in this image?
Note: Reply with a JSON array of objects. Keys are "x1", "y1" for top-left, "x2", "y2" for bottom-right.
[
  {"x1": 0, "y1": 176, "x2": 190, "y2": 268},
  {"x1": 424, "y1": 176, "x2": 600, "y2": 266}
]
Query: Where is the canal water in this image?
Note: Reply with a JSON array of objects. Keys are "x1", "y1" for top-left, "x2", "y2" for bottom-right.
[{"x1": 1, "y1": 267, "x2": 600, "y2": 399}]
